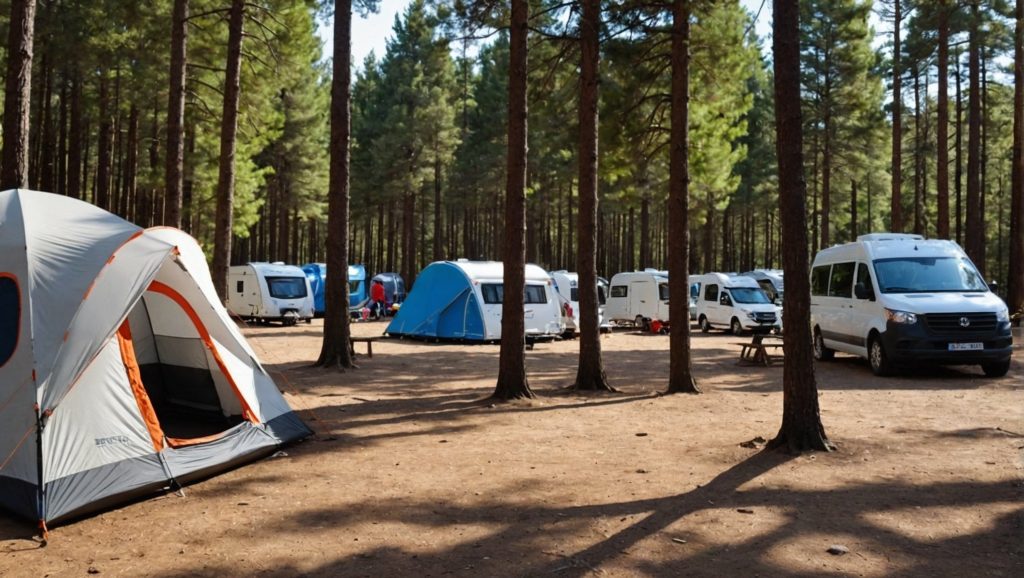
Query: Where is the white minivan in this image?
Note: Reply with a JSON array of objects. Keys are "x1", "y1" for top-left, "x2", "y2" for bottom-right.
[
  {"x1": 604, "y1": 270, "x2": 669, "y2": 330},
  {"x1": 694, "y1": 272, "x2": 780, "y2": 334},
  {"x1": 810, "y1": 233, "x2": 1013, "y2": 377}
]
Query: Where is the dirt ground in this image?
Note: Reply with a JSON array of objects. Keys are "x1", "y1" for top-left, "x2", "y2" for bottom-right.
[{"x1": 2, "y1": 319, "x2": 1021, "y2": 577}]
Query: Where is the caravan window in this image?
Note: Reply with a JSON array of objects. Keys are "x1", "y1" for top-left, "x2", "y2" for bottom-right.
[
  {"x1": 349, "y1": 280, "x2": 363, "y2": 294},
  {"x1": 0, "y1": 275, "x2": 18, "y2": 366},
  {"x1": 570, "y1": 287, "x2": 579, "y2": 302},
  {"x1": 811, "y1": 265, "x2": 830, "y2": 296},
  {"x1": 704, "y1": 284, "x2": 719, "y2": 302},
  {"x1": 524, "y1": 285, "x2": 548, "y2": 304},
  {"x1": 481, "y1": 283, "x2": 504, "y2": 304},
  {"x1": 828, "y1": 262, "x2": 855, "y2": 298},
  {"x1": 236, "y1": 280, "x2": 244, "y2": 293},
  {"x1": 597, "y1": 284, "x2": 607, "y2": 305},
  {"x1": 658, "y1": 283, "x2": 670, "y2": 301},
  {"x1": 266, "y1": 277, "x2": 308, "y2": 299},
  {"x1": 481, "y1": 283, "x2": 549, "y2": 304},
  {"x1": 610, "y1": 285, "x2": 627, "y2": 298}
]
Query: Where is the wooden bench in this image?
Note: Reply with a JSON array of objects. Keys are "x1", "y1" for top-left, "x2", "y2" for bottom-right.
[
  {"x1": 349, "y1": 335, "x2": 383, "y2": 358},
  {"x1": 735, "y1": 335, "x2": 784, "y2": 366}
]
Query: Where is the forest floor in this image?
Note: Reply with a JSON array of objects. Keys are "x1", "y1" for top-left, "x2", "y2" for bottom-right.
[{"x1": 1, "y1": 320, "x2": 1021, "y2": 577}]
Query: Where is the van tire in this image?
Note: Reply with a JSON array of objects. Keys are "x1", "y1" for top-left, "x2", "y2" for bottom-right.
[
  {"x1": 730, "y1": 318, "x2": 743, "y2": 336},
  {"x1": 813, "y1": 328, "x2": 834, "y2": 361},
  {"x1": 868, "y1": 335, "x2": 893, "y2": 376},
  {"x1": 635, "y1": 315, "x2": 649, "y2": 332},
  {"x1": 981, "y1": 360, "x2": 1010, "y2": 378},
  {"x1": 699, "y1": 316, "x2": 710, "y2": 333}
]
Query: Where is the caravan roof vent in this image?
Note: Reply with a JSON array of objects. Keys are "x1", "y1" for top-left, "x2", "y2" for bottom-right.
[{"x1": 856, "y1": 233, "x2": 925, "y2": 242}]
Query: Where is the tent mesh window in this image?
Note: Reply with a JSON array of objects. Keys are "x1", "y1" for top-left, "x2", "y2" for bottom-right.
[{"x1": 0, "y1": 275, "x2": 18, "y2": 366}]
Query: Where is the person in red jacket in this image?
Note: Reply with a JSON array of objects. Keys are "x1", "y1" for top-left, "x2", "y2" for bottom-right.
[{"x1": 370, "y1": 279, "x2": 386, "y2": 318}]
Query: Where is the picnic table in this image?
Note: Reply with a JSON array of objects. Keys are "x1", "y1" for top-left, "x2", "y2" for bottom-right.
[
  {"x1": 735, "y1": 333, "x2": 784, "y2": 366},
  {"x1": 349, "y1": 335, "x2": 383, "y2": 358}
]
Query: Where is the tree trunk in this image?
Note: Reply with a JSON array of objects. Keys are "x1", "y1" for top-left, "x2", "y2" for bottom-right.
[
  {"x1": 768, "y1": 0, "x2": 832, "y2": 454},
  {"x1": 67, "y1": 70, "x2": 83, "y2": 199},
  {"x1": 666, "y1": 0, "x2": 698, "y2": 394},
  {"x1": 96, "y1": 72, "x2": 112, "y2": 211},
  {"x1": 965, "y1": 1, "x2": 983, "y2": 273},
  {"x1": 57, "y1": 69, "x2": 68, "y2": 195},
  {"x1": 164, "y1": 0, "x2": 188, "y2": 228},
  {"x1": 936, "y1": 0, "x2": 950, "y2": 238},
  {"x1": 913, "y1": 65, "x2": 923, "y2": 235},
  {"x1": 124, "y1": 105, "x2": 139, "y2": 223},
  {"x1": 890, "y1": 0, "x2": 903, "y2": 233},
  {"x1": 1, "y1": 0, "x2": 36, "y2": 190},
  {"x1": 211, "y1": 0, "x2": 245, "y2": 302},
  {"x1": 433, "y1": 153, "x2": 443, "y2": 261},
  {"x1": 1008, "y1": 0, "x2": 1024, "y2": 323},
  {"x1": 317, "y1": 0, "x2": 355, "y2": 369},
  {"x1": 492, "y1": 0, "x2": 533, "y2": 400},
  {"x1": 572, "y1": 0, "x2": 613, "y2": 392},
  {"x1": 821, "y1": 109, "x2": 832, "y2": 249},
  {"x1": 39, "y1": 53, "x2": 55, "y2": 193},
  {"x1": 850, "y1": 179, "x2": 858, "y2": 238},
  {"x1": 955, "y1": 48, "x2": 963, "y2": 245}
]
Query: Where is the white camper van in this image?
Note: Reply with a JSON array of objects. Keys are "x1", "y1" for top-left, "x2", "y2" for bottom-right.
[
  {"x1": 694, "y1": 272, "x2": 780, "y2": 334},
  {"x1": 604, "y1": 270, "x2": 670, "y2": 330},
  {"x1": 227, "y1": 262, "x2": 314, "y2": 325},
  {"x1": 740, "y1": 269, "x2": 784, "y2": 303},
  {"x1": 810, "y1": 233, "x2": 1012, "y2": 377},
  {"x1": 550, "y1": 270, "x2": 611, "y2": 337}
]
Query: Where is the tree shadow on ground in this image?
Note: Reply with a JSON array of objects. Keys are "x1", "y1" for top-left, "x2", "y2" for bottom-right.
[{"x1": 158, "y1": 449, "x2": 1022, "y2": 577}]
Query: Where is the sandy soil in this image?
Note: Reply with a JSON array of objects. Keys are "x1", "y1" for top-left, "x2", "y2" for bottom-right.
[{"x1": 2, "y1": 319, "x2": 1021, "y2": 577}]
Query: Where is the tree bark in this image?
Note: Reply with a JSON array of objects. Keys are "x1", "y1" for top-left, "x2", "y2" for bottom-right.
[
  {"x1": 850, "y1": 179, "x2": 858, "y2": 238},
  {"x1": 212, "y1": 0, "x2": 245, "y2": 302},
  {"x1": 492, "y1": 0, "x2": 533, "y2": 400},
  {"x1": 936, "y1": 0, "x2": 950, "y2": 239},
  {"x1": 164, "y1": 0, "x2": 188, "y2": 228},
  {"x1": 317, "y1": 0, "x2": 355, "y2": 369},
  {"x1": 768, "y1": 0, "x2": 831, "y2": 454},
  {"x1": 666, "y1": 0, "x2": 698, "y2": 395},
  {"x1": 890, "y1": 0, "x2": 902, "y2": 233},
  {"x1": 573, "y1": 0, "x2": 613, "y2": 392},
  {"x1": 96, "y1": 71, "x2": 112, "y2": 210},
  {"x1": 39, "y1": 53, "x2": 55, "y2": 193},
  {"x1": 965, "y1": 1, "x2": 983, "y2": 273},
  {"x1": 955, "y1": 48, "x2": 963, "y2": 245},
  {"x1": 67, "y1": 70, "x2": 83, "y2": 199},
  {"x1": 1, "y1": 0, "x2": 37, "y2": 190},
  {"x1": 1009, "y1": 0, "x2": 1024, "y2": 323}
]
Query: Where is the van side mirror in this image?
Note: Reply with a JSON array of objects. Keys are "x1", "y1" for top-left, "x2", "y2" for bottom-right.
[
  {"x1": 854, "y1": 282, "x2": 873, "y2": 301},
  {"x1": 988, "y1": 280, "x2": 998, "y2": 294}
]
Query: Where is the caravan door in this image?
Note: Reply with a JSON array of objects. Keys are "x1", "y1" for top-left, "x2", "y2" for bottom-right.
[
  {"x1": 629, "y1": 281, "x2": 649, "y2": 321},
  {"x1": 479, "y1": 282, "x2": 504, "y2": 339}
]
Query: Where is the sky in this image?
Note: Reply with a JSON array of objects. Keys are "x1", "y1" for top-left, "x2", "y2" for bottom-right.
[{"x1": 318, "y1": 0, "x2": 777, "y2": 69}]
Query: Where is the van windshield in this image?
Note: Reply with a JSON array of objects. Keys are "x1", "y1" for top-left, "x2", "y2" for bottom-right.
[
  {"x1": 873, "y1": 257, "x2": 987, "y2": 293},
  {"x1": 266, "y1": 277, "x2": 308, "y2": 299},
  {"x1": 731, "y1": 287, "x2": 771, "y2": 304}
]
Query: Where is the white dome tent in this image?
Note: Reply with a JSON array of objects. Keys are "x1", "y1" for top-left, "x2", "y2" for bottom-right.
[{"x1": 0, "y1": 189, "x2": 311, "y2": 528}]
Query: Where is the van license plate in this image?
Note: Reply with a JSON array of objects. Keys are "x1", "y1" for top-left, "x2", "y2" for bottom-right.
[{"x1": 948, "y1": 342, "x2": 983, "y2": 351}]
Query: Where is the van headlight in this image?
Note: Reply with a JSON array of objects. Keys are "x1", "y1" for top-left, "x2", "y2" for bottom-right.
[
  {"x1": 884, "y1": 308, "x2": 917, "y2": 324},
  {"x1": 996, "y1": 309, "x2": 1009, "y2": 323},
  {"x1": 743, "y1": 310, "x2": 756, "y2": 320}
]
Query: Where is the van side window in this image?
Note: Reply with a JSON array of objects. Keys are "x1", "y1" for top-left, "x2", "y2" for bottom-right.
[
  {"x1": 0, "y1": 275, "x2": 18, "y2": 367},
  {"x1": 811, "y1": 266, "x2": 830, "y2": 296},
  {"x1": 719, "y1": 291, "x2": 732, "y2": 306},
  {"x1": 855, "y1": 262, "x2": 873, "y2": 299},
  {"x1": 610, "y1": 285, "x2": 627, "y2": 298},
  {"x1": 704, "y1": 284, "x2": 719, "y2": 302},
  {"x1": 828, "y1": 262, "x2": 855, "y2": 298}
]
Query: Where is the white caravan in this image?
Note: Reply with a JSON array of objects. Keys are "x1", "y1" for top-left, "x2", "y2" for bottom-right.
[
  {"x1": 227, "y1": 262, "x2": 314, "y2": 325},
  {"x1": 462, "y1": 261, "x2": 564, "y2": 340},
  {"x1": 604, "y1": 270, "x2": 670, "y2": 330},
  {"x1": 694, "y1": 272, "x2": 779, "y2": 334},
  {"x1": 550, "y1": 270, "x2": 611, "y2": 337},
  {"x1": 810, "y1": 233, "x2": 1012, "y2": 377}
]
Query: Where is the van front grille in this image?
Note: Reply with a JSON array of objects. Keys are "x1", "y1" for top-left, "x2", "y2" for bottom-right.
[
  {"x1": 923, "y1": 312, "x2": 997, "y2": 335},
  {"x1": 753, "y1": 312, "x2": 777, "y2": 324}
]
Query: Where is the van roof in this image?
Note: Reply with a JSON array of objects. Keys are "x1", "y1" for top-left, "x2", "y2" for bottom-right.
[
  {"x1": 609, "y1": 271, "x2": 668, "y2": 283},
  {"x1": 816, "y1": 235, "x2": 967, "y2": 263},
  {"x1": 237, "y1": 262, "x2": 306, "y2": 277}
]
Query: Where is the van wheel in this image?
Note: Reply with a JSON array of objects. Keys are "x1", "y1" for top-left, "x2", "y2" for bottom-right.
[
  {"x1": 635, "y1": 315, "x2": 649, "y2": 331},
  {"x1": 981, "y1": 360, "x2": 1010, "y2": 378},
  {"x1": 699, "y1": 316, "x2": 710, "y2": 333},
  {"x1": 730, "y1": 318, "x2": 744, "y2": 336},
  {"x1": 868, "y1": 336, "x2": 893, "y2": 376},
  {"x1": 813, "y1": 328, "x2": 834, "y2": 361}
]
